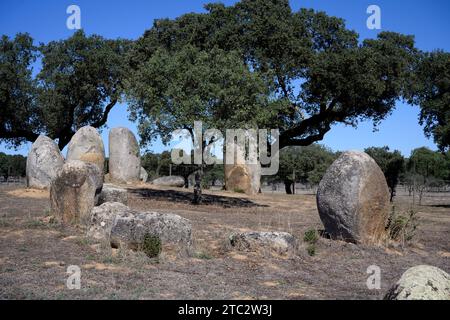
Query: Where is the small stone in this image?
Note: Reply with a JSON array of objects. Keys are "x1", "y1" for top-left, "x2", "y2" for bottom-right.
[
  {"x1": 385, "y1": 265, "x2": 450, "y2": 300},
  {"x1": 98, "y1": 184, "x2": 128, "y2": 205},
  {"x1": 229, "y1": 231, "x2": 296, "y2": 254},
  {"x1": 151, "y1": 176, "x2": 185, "y2": 188}
]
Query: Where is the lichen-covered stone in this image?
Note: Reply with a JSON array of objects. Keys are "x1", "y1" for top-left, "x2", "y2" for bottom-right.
[
  {"x1": 110, "y1": 211, "x2": 192, "y2": 249},
  {"x1": 98, "y1": 184, "x2": 128, "y2": 205},
  {"x1": 66, "y1": 126, "x2": 105, "y2": 174},
  {"x1": 109, "y1": 127, "x2": 141, "y2": 184},
  {"x1": 87, "y1": 202, "x2": 192, "y2": 251},
  {"x1": 50, "y1": 160, "x2": 103, "y2": 224},
  {"x1": 229, "y1": 231, "x2": 295, "y2": 254},
  {"x1": 316, "y1": 151, "x2": 390, "y2": 244},
  {"x1": 87, "y1": 202, "x2": 133, "y2": 240},
  {"x1": 26, "y1": 135, "x2": 64, "y2": 189},
  {"x1": 385, "y1": 265, "x2": 450, "y2": 300}
]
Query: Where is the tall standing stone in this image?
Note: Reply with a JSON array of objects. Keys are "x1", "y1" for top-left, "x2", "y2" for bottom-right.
[
  {"x1": 316, "y1": 151, "x2": 390, "y2": 245},
  {"x1": 50, "y1": 160, "x2": 103, "y2": 224},
  {"x1": 26, "y1": 135, "x2": 64, "y2": 189},
  {"x1": 140, "y1": 167, "x2": 149, "y2": 183},
  {"x1": 224, "y1": 135, "x2": 261, "y2": 195},
  {"x1": 66, "y1": 126, "x2": 105, "y2": 174},
  {"x1": 109, "y1": 127, "x2": 141, "y2": 184}
]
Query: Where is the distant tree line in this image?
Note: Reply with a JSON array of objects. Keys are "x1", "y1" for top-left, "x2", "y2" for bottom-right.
[
  {"x1": 366, "y1": 146, "x2": 450, "y2": 204},
  {"x1": 138, "y1": 145, "x2": 450, "y2": 200},
  {"x1": 141, "y1": 151, "x2": 224, "y2": 188},
  {"x1": 0, "y1": 152, "x2": 26, "y2": 180},
  {"x1": 1, "y1": 0, "x2": 449, "y2": 156}
]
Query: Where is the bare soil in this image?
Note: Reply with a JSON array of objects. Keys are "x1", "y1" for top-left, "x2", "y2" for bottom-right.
[{"x1": 0, "y1": 184, "x2": 449, "y2": 300}]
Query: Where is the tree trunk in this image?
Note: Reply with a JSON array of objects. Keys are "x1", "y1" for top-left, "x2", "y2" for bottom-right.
[
  {"x1": 284, "y1": 180, "x2": 293, "y2": 194},
  {"x1": 192, "y1": 170, "x2": 202, "y2": 205}
]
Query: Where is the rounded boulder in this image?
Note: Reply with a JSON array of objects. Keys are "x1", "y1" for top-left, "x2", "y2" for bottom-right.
[{"x1": 316, "y1": 151, "x2": 390, "y2": 245}]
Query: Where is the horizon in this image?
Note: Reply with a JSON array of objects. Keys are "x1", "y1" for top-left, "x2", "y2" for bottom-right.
[{"x1": 1, "y1": 0, "x2": 449, "y2": 157}]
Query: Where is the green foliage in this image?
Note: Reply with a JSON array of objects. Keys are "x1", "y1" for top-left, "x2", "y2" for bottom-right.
[
  {"x1": 271, "y1": 144, "x2": 336, "y2": 190},
  {"x1": 306, "y1": 245, "x2": 316, "y2": 257},
  {"x1": 386, "y1": 206, "x2": 419, "y2": 243},
  {"x1": 126, "y1": 45, "x2": 272, "y2": 147},
  {"x1": 303, "y1": 229, "x2": 319, "y2": 244},
  {"x1": 304, "y1": 229, "x2": 318, "y2": 257},
  {"x1": 194, "y1": 251, "x2": 213, "y2": 260},
  {"x1": 38, "y1": 30, "x2": 131, "y2": 148},
  {"x1": 141, "y1": 151, "x2": 172, "y2": 179},
  {"x1": 233, "y1": 187, "x2": 245, "y2": 194},
  {"x1": 201, "y1": 164, "x2": 224, "y2": 188},
  {"x1": 1, "y1": 31, "x2": 131, "y2": 149},
  {"x1": 408, "y1": 51, "x2": 450, "y2": 152},
  {"x1": 408, "y1": 147, "x2": 449, "y2": 180},
  {"x1": 127, "y1": 1, "x2": 421, "y2": 149},
  {"x1": 404, "y1": 147, "x2": 450, "y2": 204},
  {"x1": 0, "y1": 152, "x2": 27, "y2": 179},
  {"x1": 0, "y1": 33, "x2": 40, "y2": 147},
  {"x1": 365, "y1": 146, "x2": 405, "y2": 202},
  {"x1": 140, "y1": 233, "x2": 162, "y2": 258}
]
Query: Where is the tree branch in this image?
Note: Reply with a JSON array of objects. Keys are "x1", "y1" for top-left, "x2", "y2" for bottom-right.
[{"x1": 91, "y1": 98, "x2": 118, "y2": 128}]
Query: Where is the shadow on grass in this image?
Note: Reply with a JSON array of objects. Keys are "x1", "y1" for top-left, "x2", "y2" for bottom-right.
[
  {"x1": 428, "y1": 204, "x2": 450, "y2": 208},
  {"x1": 128, "y1": 188, "x2": 267, "y2": 208}
]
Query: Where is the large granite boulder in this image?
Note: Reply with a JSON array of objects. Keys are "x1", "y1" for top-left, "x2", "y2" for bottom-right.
[
  {"x1": 88, "y1": 202, "x2": 192, "y2": 250},
  {"x1": 98, "y1": 184, "x2": 128, "y2": 205},
  {"x1": 229, "y1": 231, "x2": 295, "y2": 254},
  {"x1": 88, "y1": 202, "x2": 133, "y2": 240},
  {"x1": 224, "y1": 134, "x2": 261, "y2": 195},
  {"x1": 50, "y1": 160, "x2": 103, "y2": 224},
  {"x1": 140, "y1": 167, "x2": 149, "y2": 183},
  {"x1": 385, "y1": 265, "x2": 450, "y2": 300},
  {"x1": 151, "y1": 176, "x2": 185, "y2": 188},
  {"x1": 26, "y1": 135, "x2": 64, "y2": 189},
  {"x1": 316, "y1": 151, "x2": 390, "y2": 245},
  {"x1": 66, "y1": 126, "x2": 105, "y2": 174},
  {"x1": 110, "y1": 211, "x2": 192, "y2": 250},
  {"x1": 109, "y1": 127, "x2": 141, "y2": 184}
]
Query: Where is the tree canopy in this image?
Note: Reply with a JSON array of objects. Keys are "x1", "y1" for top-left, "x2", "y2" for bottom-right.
[
  {"x1": 408, "y1": 51, "x2": 450, "y2": 152},
  {"x1": 0, "y1": 31, "x2": 130, "y2": 149},
  {"x1": 0, "y1": 152, "x2": 26, "y2": 179},
  {"x1": 126, "y1": 0, "x2": 421, "y2": 150}
]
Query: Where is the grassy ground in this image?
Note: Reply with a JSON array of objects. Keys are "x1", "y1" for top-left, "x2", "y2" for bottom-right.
[{"x1": 0, "y1": 184, "x2": 449, "y2": 300}]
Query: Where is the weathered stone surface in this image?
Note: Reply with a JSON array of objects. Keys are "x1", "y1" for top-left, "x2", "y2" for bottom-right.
[
  {"x1": 26, "y1": 135, "x2": 64, "y2": 189},
  {"x1": 66, "y1": 126, "x2": 105, "y2": 174},
  {"x1": 110, "y1": 211, "x2": 192, "y2": 249},
  {"x1": 87, "y1": 202, "x2": 192, "y2": 250},
  {"x1": 50, "y1": 160, "x2": 103, "y2": 224},
  {"x1": 140, "y1": 167, "x2": 149, "y2": 182},
  {"x1": 109, "y1": 127, "x2": 141, "y2": 184},
  {"x1": 87, "y1": 202, "x2": 133, "y2": 240},
  {"x1": 229, "y1": 231, "x2": 295, "y2": 254},
  {"x1": 151, "y1": 175, "x2": 185, "y2": 188},
  {"x1": 224, "y1": 133, "x2": 261, "y2": 195},
  {"x1": 225, "y1": 164, "x2": 261, "y2": 195},
  {"x1": 316, "y1": 151, "x2": 390, "y2": 245},
  {"x1": 98, "y1": 184, "x2": 128, "y2": 205},
  {"x1": 385, "y1": 265, "x2": 450, "y2": 300}
]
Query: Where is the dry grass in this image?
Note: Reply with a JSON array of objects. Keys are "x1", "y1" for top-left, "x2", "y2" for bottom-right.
[{"x1": 0, "y1": 184, "x2": 449, "y2": 300}]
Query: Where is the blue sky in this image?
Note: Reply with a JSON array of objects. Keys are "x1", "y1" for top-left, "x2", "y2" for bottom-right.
[{"x1": 1, "y1": 0, "x2": 449, "y2": 157}]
